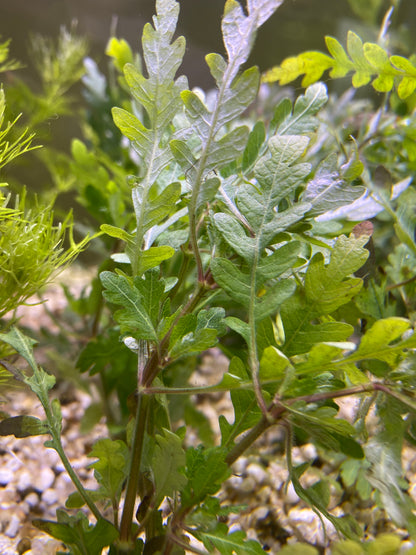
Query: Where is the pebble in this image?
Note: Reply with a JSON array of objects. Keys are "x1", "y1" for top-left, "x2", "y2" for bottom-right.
[
  {"x1": 0, "y1": 468, "x2": 14, "y2": 486},
  {"x1": 5, "y1": 514, "x2": 20, "y2": 538},
  {"x1": 24, "y1": 492, "x2": 39, "y2": 508},
  {"x1": 285, "y1": 482, "x2": 300, "y2": 504},
  {"x1": 33, "y1": 467, "x2": 55, "y2": 492},
  {"x1": 245, "y1": 463, "x2": 269, "y2": 485},
  {"x1": 16, "y1": 470, "x2": 33, "y2": 493},
  {"x1": 41, "y1": 488, "x2": 58, "y2": 505}
]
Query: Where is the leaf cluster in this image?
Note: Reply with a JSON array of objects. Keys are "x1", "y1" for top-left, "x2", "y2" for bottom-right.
[{"x1": 263, "y1": 31, "x2": 416, "y2": 99}]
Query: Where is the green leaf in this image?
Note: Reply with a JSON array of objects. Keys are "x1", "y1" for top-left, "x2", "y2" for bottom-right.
[
  {"x1": 181, "y1": 445, "x2": 229, "y2": 508},
  {"x1": 259, "y1": 345, "x2": 292, "y2": 384},
  {"x1": 289, "y1": 404, "x2": 364, "y2": 458},
  {"x1": 152, "y1": 429, "x2": 187, "y2": 507},
  {"x1": 196, "y1": 307, "x2": 227, "y2": 336},
  {"x1": 273, "y1": 83, "x2": 328, "y2": 135},
  {"x1": 0, "y1": 416, "x2": 49, "y2": 438},
  {"x1": 24, "y1": 367, "x2": 57, "y2": 402},
  {"x1": 282, "y1": 233, "x2": 368, "y2": 356},
  {"x1": 100, "y1": 271, "x2": 158, "y2": 341},
  {"x1": 346, "y1": 317, "x2": 416, "y2": 367},
  {"x1": 105, "y1": 37, "x2": 134, "y2": 72},
  {"x1": 100, "y1": 224, "x2": 134, "y2": 243},
  {"x1": 263, "y1": 30, "x2": 416, "y2": 99},
  {"x1": 220, "y1": 357, "x2": 261, "y2": 446},
  {"x1": 288, "y1": 461, "x2": 362, "y2": 540},
  {"x1": 33, "y1": 511, "x2": 118, "y2": 555},
  {"x1": 0, "y1": 327, "x2": 38, "y2": 372},
  {"x1": 366, "y1": 437, "x2": 416, "y2": 535},
  {"x1": 136, "y1": 245, "x2": 175, "y2": 274},
  {"x1": 256, "y1": 241, "x2": 301, "y2": 280},
  {"x1": 170, "y1": 328, "x2": 218, "y2": 358},
  {"x1": 88, "y1": 438, "x2": 130, "y2": 502},
  {"x1": 195, "y1": 522, "x2": 264, "y2": 555},
  {"x1": 211, "y1": 258, "x2": 251, "y2": 307},
  {"x1": 242, "y1": 121, "x2": 265, "y2": 172},
  {"x1": 213, "y1": 214, "x2": 256, "y2": 262},
  {"x1": 305, "y1": 153, "x2": 364, "y2": 217}
]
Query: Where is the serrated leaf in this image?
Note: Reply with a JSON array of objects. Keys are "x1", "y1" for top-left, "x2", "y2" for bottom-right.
[
  {"x1": 65, "y1": 488, "x2": 108, "y2": 509},
  {"x1": 289, "y1": 404, "x2": 364, "y2": 458},
  {"x1": 282, "y1": 234, "x2": 368, "y2": 356},
  {"x1": 152, "y1": 429, "x2": 187, "y2": 506},
  {"x1": 346, "y1": 317, "x2": 416, "y2": 367},
  {"x1": 0, "y1": 415, "x2": 49, "y2": 438},
  {"x1": 100, "y1": 271, "x2": 158, "y2": 341},
  {"x1": 205, "y1": 126, "x2": 249, "y2": 172},
  {"x1": 275, "y1": 83, "x2": 328, "y2": 135},
  {"x1": 214, "y1": 213, "x2": 256, "y2": 262},
  {"x1": 181, "y1": 445, "x2": 229, "y2": 507},
  {"x1": 170, "y1": 328, "x2": 218, "y2": 358},
  {"x1": 211, "y1": 258, "x2": 251, "y2": 307},
  {"x1": 305, "y1": 153, "x2": 364, "y2": 217},
  {"x1": 254, "y1": 278, "x2": 296, "y2": 320},
  {"x1": 88, "y1": 438, "x2": 130, "y2": 502},
  {"x1": 263, "y1": 30, "x2": 416, "y2": 98}
]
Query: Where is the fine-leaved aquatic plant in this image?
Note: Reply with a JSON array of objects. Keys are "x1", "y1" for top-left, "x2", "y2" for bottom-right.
[{"x1": 3, "y1": 1, "x2": 416, "y2": 553}]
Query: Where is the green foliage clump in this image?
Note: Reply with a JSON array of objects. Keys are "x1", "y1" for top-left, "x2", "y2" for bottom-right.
[{"x1": 263, "y1": 30, "x2": 416, "y2": 99}]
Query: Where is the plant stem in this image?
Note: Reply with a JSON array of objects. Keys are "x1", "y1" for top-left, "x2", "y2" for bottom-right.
[
  {"x1": 49, "y1": 433, "x2": 103, "y2": 521},
  {"x1": 225, "y1": 382, "x2": 395, "y2": 467},
  {"x1": 247, "y1": 250, "x2": 268, "y2": 416},
  {"x1": 119, "y1": 392, "x2": 150, "y2": 544}
]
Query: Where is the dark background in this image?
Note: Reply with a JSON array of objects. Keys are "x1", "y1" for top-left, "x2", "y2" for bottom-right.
[{"x1": 3, "y1": 0, "x2": 416, "y2": 89}]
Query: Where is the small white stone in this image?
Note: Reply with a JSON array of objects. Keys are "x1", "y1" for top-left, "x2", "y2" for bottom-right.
[
  {"x1": 285, "y1": 481, "x2": 300, "y2": 504},
  {"x1": 251, "y1": 506, "x2": 269, "y2": 520},
  {"x1": 226, "y1": 475, "x2": 243, "y2": 490},
  {"x1": 238, "y1": 475, "x2": 256, "y2": 493},
  {"x1": 41, "y1": 488, "x2": 58, "y2": 505},
  {"x1": 4, "y1": 514, "x2": 20, "y2": 538},
  {"x1": 232, "y1": 457, "x2": 248, "y2": 475},
  {"x1": 17, "y1": 470, "x2": 32, "y2": 492},
  {"x1": 33, "y1": 467, "x2": 55, "y2": 492},
  {"x1": 0, "y1": 468, "x2": 14, "y2": 486},
  {"x1": 245, "y1": 463, "x2": 269, "y2": 485},
  {"x1": 24, "y1": 491, "x2": 40, "y2": 507}
]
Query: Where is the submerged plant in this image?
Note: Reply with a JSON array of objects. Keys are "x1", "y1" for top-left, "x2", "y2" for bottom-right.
[{"x1": 2, "y1": 0, "x2": 416, "y2": 553}]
